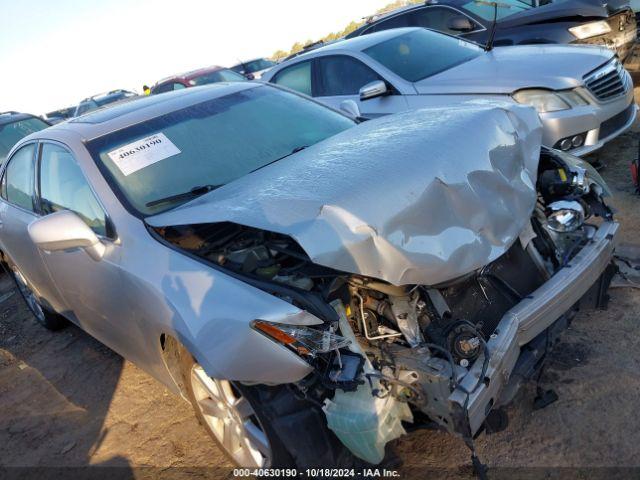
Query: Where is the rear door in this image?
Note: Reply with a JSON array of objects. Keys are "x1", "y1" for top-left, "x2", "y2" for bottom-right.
[{"x1": 0, "y1": 142, "x2": 63, "y2": 310}]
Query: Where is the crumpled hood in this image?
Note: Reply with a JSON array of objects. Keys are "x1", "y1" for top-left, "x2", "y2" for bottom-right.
[
  {"x1": 414, "y1": 45, "x2": 614, "y2": 94},
  {"x1": 147, "y1": 102, "x2": 543, "y2": 286}
]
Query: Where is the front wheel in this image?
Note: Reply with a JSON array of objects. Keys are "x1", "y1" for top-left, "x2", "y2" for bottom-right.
[
  {"x1": 180, "y1": 352, "x2": 361, "y2": 468},
  {"x1": 11, "y1": 266, "x2": 66, "y2": 331},
  {"x1": 189, "y1": 362, "x2": 274, "y2": 467}
]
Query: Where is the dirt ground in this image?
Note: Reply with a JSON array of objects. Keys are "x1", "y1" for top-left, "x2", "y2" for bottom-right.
[{"x1": 1, "y1": 91, "x2": 640, "y2": 480}]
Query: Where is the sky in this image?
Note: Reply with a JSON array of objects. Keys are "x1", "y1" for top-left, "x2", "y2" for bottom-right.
[{"x1": 0, "y1": 0, "x2": 391, "y2": 115}]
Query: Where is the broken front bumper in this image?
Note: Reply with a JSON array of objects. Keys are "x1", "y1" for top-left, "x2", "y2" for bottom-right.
[{"x1": 449, "y1": 221, "x2": 619, "y2": 436}]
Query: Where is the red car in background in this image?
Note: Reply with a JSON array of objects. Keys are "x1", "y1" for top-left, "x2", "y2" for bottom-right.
[{"x1": 151, "y1": 65, "x2": 246, "y2": 94}]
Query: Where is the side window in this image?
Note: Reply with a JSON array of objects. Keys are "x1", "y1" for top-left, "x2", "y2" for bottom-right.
[
  {"x1": 173, "y1": 82, "x2": 186, "y2": 90},
  {"x1": 407, "y1": 7, "x2": 478, "y2": 34},
  {"x1": 4, "y1": 144, "x2": 36, "y2": 211},
  {"x1": 272, "y1": 61, "x2": 312, "y2": 96},
  {"x1": 317, "y1": 56, "x2": 382, "y2": 96},
  {"x1": 39, "y1": 143, "x2": 108, "y2": 237}
]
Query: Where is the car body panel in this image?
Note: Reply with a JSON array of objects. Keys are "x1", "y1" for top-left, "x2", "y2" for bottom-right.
[
  {"x1": 147, "y1": 102, "x2": 543, "y2": 287},
  {"x1": 412, "y1": 44, "x2": 612, "y2": 94}
]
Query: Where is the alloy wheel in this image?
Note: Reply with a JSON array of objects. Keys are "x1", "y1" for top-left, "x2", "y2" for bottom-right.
[
  {"x1": 12, "y1": 268, "x2": 46, "y2": 324},
  {"x1": 190, "y1": 364, "x2": 272, "y2": 467}
]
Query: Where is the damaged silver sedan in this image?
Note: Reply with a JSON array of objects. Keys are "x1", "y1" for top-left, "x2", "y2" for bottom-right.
[{"x1": 0, "y1": 82, "x2": 617, "y2": 468}]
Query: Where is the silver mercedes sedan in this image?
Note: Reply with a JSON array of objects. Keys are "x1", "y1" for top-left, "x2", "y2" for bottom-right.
[
  {"x1": 0, "y1": 82, "x2": 618, "y2": 469},
  {"x1": 262, "y1": 27, "x2": 637, "y2": 157}
]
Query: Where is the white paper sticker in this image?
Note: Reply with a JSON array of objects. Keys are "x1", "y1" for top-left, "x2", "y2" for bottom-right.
[{"x1": 107, "y1": 133, "x2": 181, "y2": 176}]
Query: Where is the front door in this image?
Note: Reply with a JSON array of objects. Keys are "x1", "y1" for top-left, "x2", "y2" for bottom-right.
[
  {"x1": 314, "y1": 55, "x2": 409, "y2": 118},
  {"x1": 33, "y1": 142, "x2": 138, "y2": 359},
  {"x1": 0, "y1": 143, "x2": 64, "y2": 311}
]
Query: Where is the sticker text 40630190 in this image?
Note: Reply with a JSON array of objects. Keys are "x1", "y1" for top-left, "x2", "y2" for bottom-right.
[
  {"x1": 117, "y1": 137, "x2": 163, "y2": 159},
  {"x1": 107, "y1": 132, "x2": 181, "y2": 176}
]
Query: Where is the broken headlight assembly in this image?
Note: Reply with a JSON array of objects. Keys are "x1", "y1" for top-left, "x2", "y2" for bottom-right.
[
  {"x1": 546, "y1": 200, "x2": 585, "y2": 233},
  {"x1": 513, "y1": 89, "x2": 588, "y2": 113},
  {"x1": 252, "y1": 319, "x2": 351, "y2": 357}
]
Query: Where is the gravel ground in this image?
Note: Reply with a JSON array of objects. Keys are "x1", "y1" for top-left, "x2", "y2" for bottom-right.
[{"x1": 0, "y1": 90, "x2": 639, "y2": 480}]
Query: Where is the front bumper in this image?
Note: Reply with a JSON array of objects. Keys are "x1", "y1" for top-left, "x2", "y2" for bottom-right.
[
  {"x1": 539, "y1": 82, "x2": 636, "y2": 157},
  {"x1": 449, "y1": 221, "x2": 619, "y2": 436}
]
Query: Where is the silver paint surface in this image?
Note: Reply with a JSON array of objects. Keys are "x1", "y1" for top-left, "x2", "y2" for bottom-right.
[{"x1": 148, "y1": 102, "x2": 543, "y2": 286}]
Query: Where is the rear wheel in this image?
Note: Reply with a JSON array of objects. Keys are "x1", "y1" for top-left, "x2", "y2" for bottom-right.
[{"x1": 11, "y1": 266, "x2": 66, "y2": 331}]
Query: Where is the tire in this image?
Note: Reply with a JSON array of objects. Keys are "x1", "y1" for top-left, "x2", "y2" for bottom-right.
[
  {"x1": 10, "y1": 266, "x2": 67, "y2": 331},
  {"x1": 179, "y1": 349, "x2": 362, "y2": 468}
]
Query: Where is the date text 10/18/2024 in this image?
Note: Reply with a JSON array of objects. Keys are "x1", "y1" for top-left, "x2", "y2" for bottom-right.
[{"x1": 233, "y1": 468, "x2": 401, "y2": 477}]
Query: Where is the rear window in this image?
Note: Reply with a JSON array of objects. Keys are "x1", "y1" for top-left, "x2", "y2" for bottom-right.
[{"x1": 363, "y1": 29, "x2": 482, "y2": 82}]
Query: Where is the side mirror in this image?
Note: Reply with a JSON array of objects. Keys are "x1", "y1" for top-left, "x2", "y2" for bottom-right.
[
  {"x1": 447, "y1": 16, "x2": 475, "y2": 32},
  {"x1": 339, "y1": 99, "x2": 361, "y2": 118},
  {"x1": 359, "y1": 80, "x2": 388, "y2": 101},
  {"x1": 246, "y1": 73, "x2": 255, "y2": 80},
  {"x1": 28, "y1": 210, "x2": 105, "y2": 261}
]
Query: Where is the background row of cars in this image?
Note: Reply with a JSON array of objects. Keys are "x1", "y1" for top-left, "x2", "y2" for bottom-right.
[{"x1": 2, "y1": 0, "x2": 639, "y2": 165}]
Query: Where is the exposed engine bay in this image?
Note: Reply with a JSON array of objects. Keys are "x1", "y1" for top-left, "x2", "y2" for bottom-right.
[{"x1": 154, "y1": 147, "x2": 615, "y2": 464}]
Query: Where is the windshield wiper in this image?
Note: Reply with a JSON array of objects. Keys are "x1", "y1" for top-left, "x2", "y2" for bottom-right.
[
  {"x1": 249, "y1": 145, "x2": 308, "y2": 175},
  {"x1": 146, "y1": 184, "x2": 221, "y2": 208}
]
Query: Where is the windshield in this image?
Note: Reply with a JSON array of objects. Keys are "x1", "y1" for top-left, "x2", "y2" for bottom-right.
[
  {"x1": 0, "y1": 117, "x2": 49, "y2": 163},
  {"x1": 462, "y1": 0, "x2": 530, "y2": 21},
  {"x1": 87, "y1": 85, "x2": 355, "y2": 216},
  {"x1": 363, "y1": 29, "x2": 483, "y2": 82},
  {"x1": 191, "y1": 69, "x2": 247, "y2": 86}
]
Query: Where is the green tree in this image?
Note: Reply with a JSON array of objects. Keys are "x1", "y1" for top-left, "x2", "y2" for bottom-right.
[
  {"x1": 270, "y1": 0, "x2": 423, "y2": 59},
  {"x1": 271, "y1": 49, "x2": 289, "y2": 61}
]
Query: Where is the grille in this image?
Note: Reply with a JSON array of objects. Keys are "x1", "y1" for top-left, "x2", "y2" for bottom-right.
[
  {"x1": 599, "y1": 103, "x2": 635, "y2": 139},
  {"x1": 584, "y1": 60, "x2": 630, "y2": 101}
]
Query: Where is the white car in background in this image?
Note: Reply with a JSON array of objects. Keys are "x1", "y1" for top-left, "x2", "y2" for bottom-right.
[{"x1": 262, "y1": 27, "x2": 637, "y2": 157}]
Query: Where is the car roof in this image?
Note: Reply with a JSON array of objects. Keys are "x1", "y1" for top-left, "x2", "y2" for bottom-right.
[
  {"x1": 155, "y1": 65, "x2": 226, "y2": 85},
  {"x1": 29, "y1": 82, "x2": 261, "y2": 143}
]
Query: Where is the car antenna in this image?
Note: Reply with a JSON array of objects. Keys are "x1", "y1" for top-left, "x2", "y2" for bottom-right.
[{"x1": 474, "y1": 0, "x2": 511, "y2": 51}]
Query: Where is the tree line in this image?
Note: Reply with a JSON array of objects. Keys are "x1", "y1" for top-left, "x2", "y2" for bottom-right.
[{"x1": 270, "y1": 0, "x2": 423, "y2": 60}]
